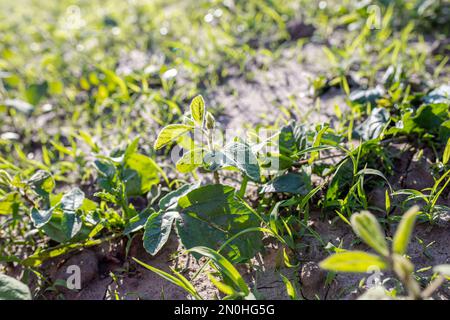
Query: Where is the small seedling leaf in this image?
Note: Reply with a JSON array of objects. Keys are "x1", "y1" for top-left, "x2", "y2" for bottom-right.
[
  {"x1": 392, "y1": 206, "x2": 419, "y2": 255},
  {"x1": 154, "y1": 124, "x2": 193, "y2": 150},
  {"x1": 190, "y1": 95, "x2": 205, "y2": 126},
  {"x1": 351, "y1": 211, "x2": 389, "y2": 257}
]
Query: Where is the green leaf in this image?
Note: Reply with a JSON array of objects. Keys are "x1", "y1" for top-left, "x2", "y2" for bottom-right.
[
  {"x1": 61, "y1": 211, "x2": 83, "y2": 239},
  {"x1": 0, "y1": 274, "x2": 31, "y2": 300},
  {"x1": 159, "y1": 182, "x2": 200, "y2": 211},
  {"x1": 392, "y1": 206, "x2": 419, "y2": 255},
  {"x1": 190, "y1": 95, "x2": 205, "y2": 126},
  {"x1": 122, "y1": 153, "x2": 160, "y2": 196},
  {"x1": 204, "y1": 142, "x2": 260, "y2": 181},
  {"x1": 349, "y1": 86, "x2": 384, "y2": 104},
  {"x1": 261, "y1": 172, "x2": 311, "y2": 195},
  {"x1": 28, "y1": 170, "x2": 55, "y2": 197},
  {"x1": 443, "y1": 138, "x2": 450, "y2": 165},
  {"x1": 176, "y1": 184, "x2": 262, "y2": 262},
  {"x1": 30, "y1": 206, "x2": 55, "y2": 228},
  {"x1": 423, "y1": 85, "x2": 450, "y2": 104},
  {"x1": 280, "y1": 274, "x2": 299, "y2": 300},
  {"x1": 143, "y1": 211, "x2": 179, "y2": 255},
  {"x1": 351, "y1": 211, "x2": 389, "y2": 257},
  {"x1": 176, "y1": 149, "x2": 203, "y2": 173},
  {"x1": 319, "y1": 251, "x2": 388, "y2": 273},
  {"x1": 0, "y1": 193, "x2": 19, "y2": 215},
  {"x1": 188, "y1": 246, "x2": 249, "y2": 296},
  {"x1": 124, "y1": 208, "x2": 154, "y2": 235},
  {"x1": 60, "y1": 188, "x2": 85, "y2": 213},
  {"x1": 412, "y1": 104, "x2": 448, "y2": 131},
  {"x1": 25, "y1": 82, "x2": 48, "y2": 105},
  {"x1": 154, "y1": 124, "x2": 193, "y2": 150},
  {"x1": 440, "y1": 120, "x2": 450, "y2": 142},
  {"x1": 355, "y1": 107, "x2": 389, "y2": 141}
]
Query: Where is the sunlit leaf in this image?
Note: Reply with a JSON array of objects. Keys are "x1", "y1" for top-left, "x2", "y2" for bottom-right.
[
  {"x1": 351, "y1": 211, "x2": 389, "y2": 257},
  {"x1": 392, "y1": 206, "x2": 419, "y2": 255},
  {"x1": 154, "y1": 124, "x2": 193, "y2": 150},
  {"x1": 320, "y1": 251, "x2": 388, "y2": 273}
]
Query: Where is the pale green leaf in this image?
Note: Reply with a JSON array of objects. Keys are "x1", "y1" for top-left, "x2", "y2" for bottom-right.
[
  {"x1": 190, "y1": 95, "x2": 205, "y2": 126},
  {"x1": 351, "y1": 211, "x2": 389, "y2": 257},
  {"x1": 443, "y1": 138, "x2": 450, "y2": 165},
  {"x1": 392, "y1": 206, "x2": 419, "y2": 255},
  {"x1": 154, "y1": 124, "x2": 193, "y2": 150},
  {"x1": 319, "y1": 251, "x2": 388, "y2": 273}
]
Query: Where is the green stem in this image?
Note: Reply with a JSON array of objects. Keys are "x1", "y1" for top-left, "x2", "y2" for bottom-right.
[{"x1": 238, "y1": 175, "x2": 249, "y2": 198}]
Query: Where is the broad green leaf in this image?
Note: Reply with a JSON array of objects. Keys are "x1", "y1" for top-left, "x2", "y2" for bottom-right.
[
  {"x1": 413, "y1": 104, "x2": 448, "y2": 131},
  {"x1": 355, "y1": 107, "x2": 389, "y2": 141},
  {"x1": 28, "y1": 170, "x2": 55, "y2": 197},
  {"x1": 0, "y1": 274, "x2": 31, "y2": 300},
  {"x1": 61, "y1": 211, "x2": 83, "y2": 239},
  {"x1": 204, "y1": 142, "x2": 260, "y2": 181},
  {"x1": 349, "y1": 86, "x2": 384, "y2": 104},
  {"x1": 124, "y1": 208, "x2": 154, "y2": 235},
  {"x1": 177, "y1": 184, "x2": 262, "y2": 262},
  {"x1": 154, "y1": 124, "x2": 193, "y2": 150},
  {"x1": 60, "y1": 188, "x2": 85, "y2": 212},
  {"x1": 261, "y1": 172, "x2": 311, "y2": 195},
  {"x1": 392, "y1": 206, "x2": 419, "y2": 255},
  {"x1": 188, "y1": 246, "x2": 249, "y2": 296},
  {"x1": 319, "y1": 251, "x2": 388, "y2": 273},
  {"x1": 190, "y1": 95, "x2": 205, "y2": 126},
  {"x1": 122, "y1": 153, "x2": 160, "y2": 196},
  {"x1": 176, "y1": 149, "x2": 203, "y2": 173},
  {"x1": 159, "y1": 182, "x2": 200, "y2": 211},
  {"x1": 143, "y1": 211, "x2": 179, "y2": 255},
  {"x1": 25, "y1": 82, "x2": 48, "y2": 105},
  {"x1": 351, "y1": 211, "x2": 389, "y2": 257},
  {"x1": 30, "y1": 206, "x2": 55, "y2": 228},
  {"x1": 440, "y1": 120, "x2": 450, "y2": 142},
  {"x1": 423, "y1": 85, "x2": 450, "y2": 104},
  {"x1": 278, "y1": 122, "x2": 308, "y2": 169}
]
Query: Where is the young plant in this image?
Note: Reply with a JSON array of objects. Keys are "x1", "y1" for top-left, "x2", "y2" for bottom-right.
[
  {"x1": 133, "y1": 246, "x2": 253, "y2": 300},
  {"x1": 153, "y1": 95, "x2": 261, "y2": 184},
  {"x1": 320, "y1": 206, "x2": 449, "y2": 299}
]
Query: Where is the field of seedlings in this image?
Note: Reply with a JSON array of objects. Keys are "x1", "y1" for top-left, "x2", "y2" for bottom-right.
[{"x1": 0, "y1": 0, "x2": 449, "y2": 301}]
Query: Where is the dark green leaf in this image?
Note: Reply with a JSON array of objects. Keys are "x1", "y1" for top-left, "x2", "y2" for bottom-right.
[
  {"x1": 261, "y1": 172, "x2": 311, "y2": 195},
  {"x1": 204, "y1": 142, "x2": 260, "y2": 181},
  {"x1": 143, "y1": 211, "x2": 179, "y2": 255},
  {"x1": 176, "y1": 184, "x2": 262, "y2": 262}
]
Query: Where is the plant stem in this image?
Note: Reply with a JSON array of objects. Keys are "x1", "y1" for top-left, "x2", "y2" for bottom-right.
[
  {"x1": 238, "y1": 175, "x2": 249, "y2": 198},
  {"x1": 421, "y1": 275, "x2": 445, "y2": 299}
]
